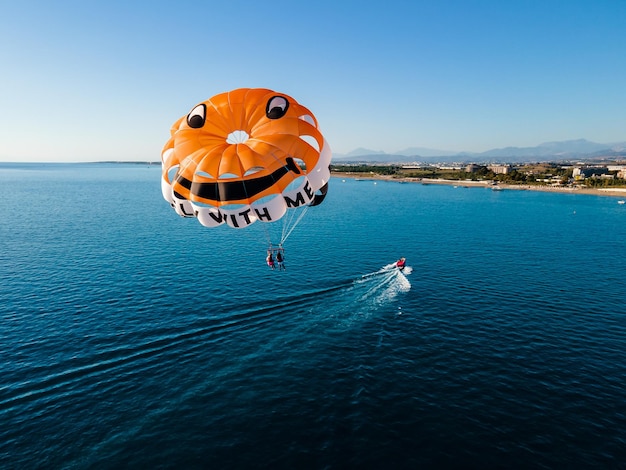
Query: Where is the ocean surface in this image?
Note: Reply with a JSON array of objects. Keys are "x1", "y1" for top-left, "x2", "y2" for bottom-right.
[{"x1": 1, "y1": 162, "x2": 626, "y2": 469}]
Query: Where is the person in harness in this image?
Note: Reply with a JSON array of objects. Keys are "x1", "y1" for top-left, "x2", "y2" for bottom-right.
[{"x1": 275, "y1": 250, "x2": 285, "y2": 271}]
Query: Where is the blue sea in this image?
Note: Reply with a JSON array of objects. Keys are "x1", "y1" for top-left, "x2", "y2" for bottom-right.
[{"x1": 1, "y1": 162, "x2": 626, "y2": 469}]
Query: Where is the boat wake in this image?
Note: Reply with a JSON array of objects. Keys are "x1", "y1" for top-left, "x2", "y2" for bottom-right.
[{"x1": 356, "y1": 262, "x2": 411, "y2": 303}]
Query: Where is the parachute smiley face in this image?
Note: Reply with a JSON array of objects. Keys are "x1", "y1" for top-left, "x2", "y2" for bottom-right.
[{"x1": 161, "y1": 88, "x2": 331, "y2": 230}]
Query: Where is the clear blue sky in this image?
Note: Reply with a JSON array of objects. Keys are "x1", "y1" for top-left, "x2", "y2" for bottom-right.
[{"x1": 1, "y1": 0, "x2": 625, "y2": 161}]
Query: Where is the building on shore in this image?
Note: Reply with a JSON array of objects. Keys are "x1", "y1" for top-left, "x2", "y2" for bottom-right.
[
  {"x1": 487, "y1": 164, "x2": 511, "y2": 175},
  {"x1": 573, "y1": 166, "x2": 611, "y2": 180}
]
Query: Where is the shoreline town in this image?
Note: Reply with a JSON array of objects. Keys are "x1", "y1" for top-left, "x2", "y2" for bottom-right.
[{"x1": 330, "y1": 172, "x2": 626, "y2": 198}]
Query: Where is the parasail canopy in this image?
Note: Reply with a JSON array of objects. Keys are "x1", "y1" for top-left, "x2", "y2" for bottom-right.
[{"x1": 161, "y1": 88, "x2": 331, "y2": 235}]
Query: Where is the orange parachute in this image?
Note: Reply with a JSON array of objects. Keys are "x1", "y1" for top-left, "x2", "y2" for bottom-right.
[{"x1": 161, "y1": 88, "x2": 331, "y2": 242}]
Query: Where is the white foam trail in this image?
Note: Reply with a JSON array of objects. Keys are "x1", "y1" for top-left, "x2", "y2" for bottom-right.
[
  {"x1": 356, "y1": 263, "x2": 411, "y2": 306},
  {"x1": 395, "y1": 270, "x2": 411, "y2": 292}
]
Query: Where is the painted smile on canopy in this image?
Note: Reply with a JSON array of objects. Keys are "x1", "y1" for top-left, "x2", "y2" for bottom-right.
[{"x1": 173, "y1": 156, "x2": 301, "y2": 203}]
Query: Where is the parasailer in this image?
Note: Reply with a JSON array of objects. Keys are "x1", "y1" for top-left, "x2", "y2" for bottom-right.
[
  {"x1": 266, "y1": 251, "x2": 275, "y2": 270},
  {"x1": 160, "y1": 88, "x2": 331, "y2": 255},
  {"x1": 275, "y1": 249, "x2": 285, "y2": 271}
]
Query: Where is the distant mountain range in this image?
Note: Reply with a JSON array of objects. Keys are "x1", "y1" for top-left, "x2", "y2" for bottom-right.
[{"x1": 333, "y1": 139, "x2": 626, "y2": 164}]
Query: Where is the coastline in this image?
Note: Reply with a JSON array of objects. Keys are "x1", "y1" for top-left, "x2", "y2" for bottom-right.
[{"x1": 330, "y1": 172, "x2": 626, "y2": 198}]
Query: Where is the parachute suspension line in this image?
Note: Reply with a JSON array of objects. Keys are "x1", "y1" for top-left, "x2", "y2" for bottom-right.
[
  {"x1": 280, "y1": 202, "x2": 298, "y2": 243},
  {"x1": 280, "y1": 205, "x2": 309, "y2": 245},
  {"x1": 261, "y1": 218, "x2": 273, "y2": 246},
  {"x1": 280, "y1": 198, "x2": 303, "y2": 244}
]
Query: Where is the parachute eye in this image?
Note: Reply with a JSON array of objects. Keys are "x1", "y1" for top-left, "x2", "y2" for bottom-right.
[
  {"x1": 187, "y1": 104, "x2": 206, "y2": 128},
  {"x1": 266, "y1": 96, "x2": 289, "y2": 119}
]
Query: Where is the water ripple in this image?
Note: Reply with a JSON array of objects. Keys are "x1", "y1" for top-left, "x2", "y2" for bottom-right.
[{"x1": 2, "y1": 166, "x2": 626, "y2": 468}]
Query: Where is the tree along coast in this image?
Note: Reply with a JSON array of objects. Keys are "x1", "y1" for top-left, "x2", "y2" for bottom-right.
[{"x1": 330, "y1": 170, "x2": 626, "y2": 198}]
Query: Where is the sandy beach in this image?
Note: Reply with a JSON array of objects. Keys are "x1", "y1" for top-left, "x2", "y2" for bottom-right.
[{"x1": 331, "y1": 172, "x2": 626, "y2": 198}]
